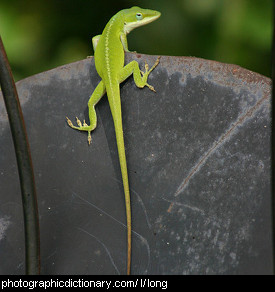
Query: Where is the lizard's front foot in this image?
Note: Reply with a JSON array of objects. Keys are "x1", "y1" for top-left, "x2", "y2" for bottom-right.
[{"x1": 66, "y1": 117, "x2": 92, "y2": 144}]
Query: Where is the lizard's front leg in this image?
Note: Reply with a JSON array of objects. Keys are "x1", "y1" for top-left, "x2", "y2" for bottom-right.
[{"x1": 66, "y1": 80, "x2": 106, "y2": 144}]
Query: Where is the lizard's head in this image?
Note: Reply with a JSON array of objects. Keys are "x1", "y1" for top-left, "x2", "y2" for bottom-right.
[{"x1": 123, "y1": 6, "x2": 161, "y2": 34}]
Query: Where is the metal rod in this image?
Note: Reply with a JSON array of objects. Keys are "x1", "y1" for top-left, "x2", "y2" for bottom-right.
[
  {"x1": 272, "y1": 0, "x2": 275, "y2": 275},
  {"x1": 0, "y1": 36, "x2": 40, "y2": 275}
]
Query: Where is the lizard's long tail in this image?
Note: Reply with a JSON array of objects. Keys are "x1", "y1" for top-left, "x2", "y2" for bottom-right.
[{"x1": 109, "y1": 86, "x2": 131, "y2": 275}]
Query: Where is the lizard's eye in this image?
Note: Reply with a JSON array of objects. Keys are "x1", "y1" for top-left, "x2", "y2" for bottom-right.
[{"x1": 136, "y1": 13, "x2": 143, "y2": 20}]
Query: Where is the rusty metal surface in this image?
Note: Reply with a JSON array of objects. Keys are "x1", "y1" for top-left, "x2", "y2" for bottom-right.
[{"x1": 0, "y1": 53, "x2": 272, "y2": 274}]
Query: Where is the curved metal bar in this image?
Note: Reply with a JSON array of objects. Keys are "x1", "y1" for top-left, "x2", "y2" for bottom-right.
[
  {"x1": 272, "y1": 1, "x2": 275, "y2": 274},
  {"x1": 0, "y1": 36, "x2": 40, "y2": 275}
]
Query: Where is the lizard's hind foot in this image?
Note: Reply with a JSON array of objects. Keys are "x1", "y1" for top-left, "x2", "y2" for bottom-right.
[{"x1": 66, "y1": 117, "x2": 93, "y2": 145}]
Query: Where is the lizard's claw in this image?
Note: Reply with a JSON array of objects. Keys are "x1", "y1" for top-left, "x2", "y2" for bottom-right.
[
  {"x1": 66, "y1": 117, "x2": 74, "y2": 128},
  {"x1": 149, "y1": 56, "x2": 161, "y2": 73},
  {"x1": 88, "y1": 132, "x2": 92, "y2": 145},
  {"x1": 76, "y1": 117, "x2": 82, "y2": 127},
  {"x1": 146, "y1": 84, "x2": 156, "y2": 92},
  {"x1": 144, "y1": 61, "x2": 149, "y2": 72}
]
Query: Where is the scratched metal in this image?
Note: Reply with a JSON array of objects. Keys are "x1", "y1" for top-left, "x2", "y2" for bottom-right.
[{"x1": 0, "y1": 53, "x2": 272, "y2": 274}]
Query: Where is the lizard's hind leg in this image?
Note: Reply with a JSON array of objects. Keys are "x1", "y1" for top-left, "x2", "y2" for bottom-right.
[{"x1": 66, "y1": 80, "x2": 106, "y2": 145}]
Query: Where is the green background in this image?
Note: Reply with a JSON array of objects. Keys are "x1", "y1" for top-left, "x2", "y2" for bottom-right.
[{"x1": 0, "y1": 0, "x2": 272, "y2": 81}]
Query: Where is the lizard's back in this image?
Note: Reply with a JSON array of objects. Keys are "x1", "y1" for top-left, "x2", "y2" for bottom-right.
[{"x1": 94, "y1": 12, "x2": 125, "y2": 84}]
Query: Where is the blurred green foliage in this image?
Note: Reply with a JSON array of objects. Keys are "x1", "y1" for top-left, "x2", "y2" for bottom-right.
[{"x1": 0, "y1": 0, "x2": 272, "y2": 81}]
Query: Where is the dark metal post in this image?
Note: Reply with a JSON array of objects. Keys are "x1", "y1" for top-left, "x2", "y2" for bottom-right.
[
  {"x1": 272, "y1": 0, "x2": 275, "y2": 275},
  {"x1": 0, "y1": 36, "x2": 40, "y2": 275}
]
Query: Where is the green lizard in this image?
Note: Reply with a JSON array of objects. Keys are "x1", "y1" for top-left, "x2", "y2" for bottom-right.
[{"x1": 66, "y1": 6, "x2": 161, "y2": 275}]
